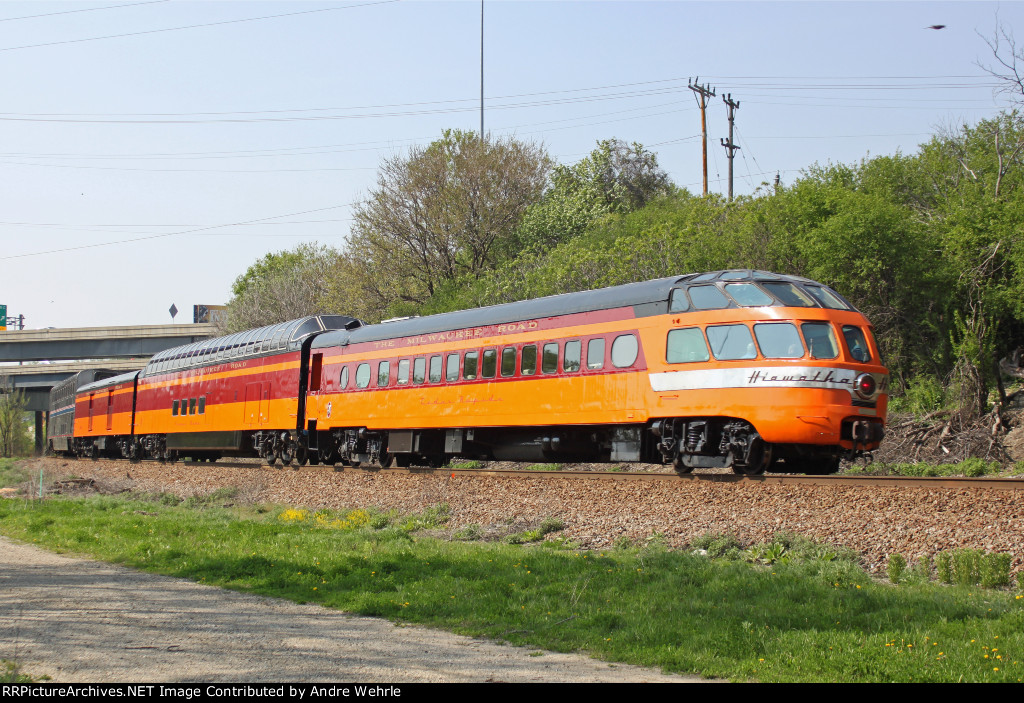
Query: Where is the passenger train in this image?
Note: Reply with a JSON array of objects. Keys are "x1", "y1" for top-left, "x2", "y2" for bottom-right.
[{"x1": 47, "y1": 270, "x2": 888, "y2": 475}]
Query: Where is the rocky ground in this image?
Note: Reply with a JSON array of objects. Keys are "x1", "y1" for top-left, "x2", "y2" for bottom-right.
[{"x1": 18, "y1": 452, "x2": 1024, "y2": 577}]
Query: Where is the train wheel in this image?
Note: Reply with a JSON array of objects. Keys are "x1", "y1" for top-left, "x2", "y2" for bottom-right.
[
  {"x1": 672, "y1": 457, "x2": 694, "y2": 475},
  {"x1": 291, "y1": 444, "x2": 308, "y2": 470},
  {"x1": 732, "y1": 438, "x2": 771, "y2": 476}
]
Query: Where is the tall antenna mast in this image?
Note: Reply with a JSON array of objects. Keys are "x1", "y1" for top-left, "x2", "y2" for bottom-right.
[{"x1": 480, "y1": 0, "x2": 484, "y2": 138}]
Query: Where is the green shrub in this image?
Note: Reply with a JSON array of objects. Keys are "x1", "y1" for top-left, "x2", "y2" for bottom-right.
[
  {"x1": 453, "y1": 523, "x2": 483, "y2": 541},
  {"x1": 887, "y1": 553, "x2": 907, "y2": 584},
  {"x1": 952, "y1": 549, "x2": 983, "y2": 586},
  {"x1": 888, "y1": 375, "x2": 949, "y2": 416},
  {"x1": 539, "y1": 517, "x2": 565, "y2": 534},
  {"x1": 980, "y1": 552, "x2": 1012, "y2": 588},
  {"x1": 912, "y1": 555, "x2": 932, "y2": 581},
  {"x1": 690, "y1": 533, "x2": 742, "y2": 558},
  {"x1": 936, "y1": 551, "x2": 953, "y2": 584},
  {"x1": 398, "y1": 503, "x2": 450, "y2": 532}
]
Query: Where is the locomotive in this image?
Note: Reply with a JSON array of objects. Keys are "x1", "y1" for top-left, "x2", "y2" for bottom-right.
[{"x1": 48, "y1": 270, "x2": 888, "y2": 475}]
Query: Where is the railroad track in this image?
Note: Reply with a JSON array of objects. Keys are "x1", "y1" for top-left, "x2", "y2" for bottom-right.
[{"x1": 179, "y1": 459, "x2": 1024, "y2": 491}]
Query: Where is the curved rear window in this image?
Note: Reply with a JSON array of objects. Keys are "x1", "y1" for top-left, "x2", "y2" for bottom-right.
[
  {"x1": 669, "y1": 288, "x2": 691, "y2": 313},
  {"x1": 725, "y1": 283, "x2": 774, "y2": 307},
  {"x1": 842, "y1": 325, "x2": 872, "y2": 363},
  {"x1": 805, "y1": 286, "x2": 851, "y2": 310},
  {"x1": 688, "y1": 285, "x2": 731, "y2": 310},
  {"x1": 760, "y1": 282, "x2": 816, "y2": 307}
]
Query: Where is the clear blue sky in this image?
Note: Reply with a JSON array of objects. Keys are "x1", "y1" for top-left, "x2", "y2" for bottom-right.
[{"x1": 0, "y1": 0, "x2": 1020, "y2": 330}]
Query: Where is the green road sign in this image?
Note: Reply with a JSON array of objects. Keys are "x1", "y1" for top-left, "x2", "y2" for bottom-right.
[{"x1": 0, "y1": 304, "x2": 6, "y2": 331}]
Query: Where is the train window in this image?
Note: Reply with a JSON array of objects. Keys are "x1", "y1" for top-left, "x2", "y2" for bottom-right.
[
  {"x1": 563, "y1": 340, "x2": 581, "y2": 373},
  {"x1": 805, "y1": 286, "x2": 851, "y2": 310},
  {"x1": 429, "y1": 355, "x2": 442, "y2": 383},
  {"x1": 688, "y1": 285, "x2": 731, "y2": 310},
  {"x1": 172, "y1": 400, "x2": 179, "y2": 416},
  {"x1": 611, "y1": 334, "x2": 639, "y2": 368},
  {"x1": 189, "y1": 398, "x2": 197, "y2": 415},
  {"x1": 842, "y1": 325, "x2": 872, "y2": 363},
  {"x1": 692, "y1": 272, "x2": 719, "y2": 282},
  {"x1": 720, "y1": 270, "x2": 750, "y2": 281},
  {"x1": 481, "y1": 349, "x2": 497, "y2": 379},
  {"x1": 754, "y1": 323, "x2": 804, "y2": 358},
  {"x1": 355, "y1": 363, "x2": 371, "y2": 388},
  {"x1": 801, "y1": 323, "x2": 839, "y2": 359},
  {"x1": 706, "y1": 324, "x2": 756, "y2": 360},
  {"x1": 463, "y1": 351, "x2": 479, "y2": 380},
  {"x1": 725, "y1": 283, "x2": 774, "y2": 307},
  {"x1": 270, "y1": 327, "x2": 289, "y2": 350},
  {"x1": 500, "y1": 347, "x2": 516, "y2": 377},
  {"x1": 446, "y1": 354, "x2": 460, "y2": 382},
  {"x1": 339, "y1": 366, "x2": 350, "y2": 389},
  {"x1": 290, "y1": 318, "x2": 321, "y2": 345},
  {"x1": 666, "y1": 328, "x2": 710, "y2": 363},
  {"x1": 413, "y1": 357, "x2": 426, "y2": 384},
  {"x1": 587, "y1": 338, "x2": 605, "y2": 370},
  {"x1": 378, "y1": 361, "x2": 391, "y2": 387},
  {"x1": 760, "y1": 282, "x2": 815, "y2": 307},
  {"x1": 542, "y1": 343, "x2": 559, "y2": 374},
  {"x1": 397, "y1": 359, "x2": 410, "y2": 385},
  {"x1": 669, "y1": 289, "x2": 690, "y2": 313},
  {"x1": 198, "y1": 396, "x2": 206, "y2": 414},
  {"x1": 521, "y1": 345, "x2": 537, "y2": 376}
]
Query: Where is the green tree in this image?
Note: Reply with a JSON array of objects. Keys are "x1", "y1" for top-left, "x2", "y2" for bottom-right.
[
  {"x1": 0, "y1": 385, "x2": 29, "y2": 458},
  {"x1": 350, "y1": 130, "x2": 550, "y2": 318},
  {"x1": 515, "y1": 138, "x2": 672, "y2": 252},
  {"x1": 226, "y1": 243, "x2": 371, "y2": 331}
]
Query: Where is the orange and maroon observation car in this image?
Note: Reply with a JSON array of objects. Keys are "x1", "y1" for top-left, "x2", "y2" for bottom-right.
[{"x1": 50, "y1": 271, "x2": 888, "y2": 475}]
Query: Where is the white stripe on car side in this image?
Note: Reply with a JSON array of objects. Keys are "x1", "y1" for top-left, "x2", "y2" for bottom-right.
[{"x1": 649, "y1": 366, "x2": 888, "y2": 394}]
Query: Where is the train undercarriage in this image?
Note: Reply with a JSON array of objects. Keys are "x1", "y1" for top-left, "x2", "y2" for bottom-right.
[{"x1": 59, "y1": 415, "x2": 881, "y2": 476}]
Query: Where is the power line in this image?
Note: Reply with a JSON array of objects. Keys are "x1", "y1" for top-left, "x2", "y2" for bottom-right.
[
  {"x1": 0, "y1": 0, "x2": 401, "y2": 53},
  {"x1": 0, "y1": 203, "x2": 364, "y2": 261},
  {"x1": 0, "y1": 1, "x2": 170, "y2": 23}
]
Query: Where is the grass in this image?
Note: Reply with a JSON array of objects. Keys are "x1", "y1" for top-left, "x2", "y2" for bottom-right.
[
  {"x1": 1, "y1": 487, "x2": 1022, "y2": 683},
  {"x1": 1, "y1": 660, "x2": 46, "y2": 683},
  {"x1": 842, "y1": 458, "x2": 1015, "y2": 478},
  {"x1": 0, "y1": 458, "x2": 32, "y2": 487}
]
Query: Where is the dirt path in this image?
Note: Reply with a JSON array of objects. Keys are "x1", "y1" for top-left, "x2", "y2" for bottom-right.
[{"x1": 0, "y1": 536, "x2": 705, "y2": 683}]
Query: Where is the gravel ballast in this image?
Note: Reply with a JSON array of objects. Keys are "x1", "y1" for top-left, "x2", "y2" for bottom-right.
[{"x1": 28, "y1": 457, "x2": 1024, "y2": 575}]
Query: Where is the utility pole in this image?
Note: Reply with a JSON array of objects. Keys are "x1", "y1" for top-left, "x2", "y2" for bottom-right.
[
  {"x1": 720, "y1": 93, "x2": 740, "y2": 200},
  {"x1": 688, "y1": 77, "x2": 716, "y2": 195}
]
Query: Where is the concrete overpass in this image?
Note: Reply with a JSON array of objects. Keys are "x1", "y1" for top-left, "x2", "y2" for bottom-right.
[
  {"x1": 0, "y1": 323, "x2": 215, "y2": 362},
  {"x1": 0, "y1": 323, "x2": 216, "y2": 451},
  {"x1": 0, "y1": 360, "x2": 152, "y2": 412}
]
